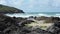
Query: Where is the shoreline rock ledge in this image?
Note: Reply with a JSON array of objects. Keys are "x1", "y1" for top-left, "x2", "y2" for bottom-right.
[{"x1": 0, "y1": 4, "x2": 24, "y2": 14}]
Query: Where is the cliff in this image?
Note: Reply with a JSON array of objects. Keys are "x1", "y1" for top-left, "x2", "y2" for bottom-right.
[{"x1": 0, "y1": 4, "x2": 24, "y2": 14}]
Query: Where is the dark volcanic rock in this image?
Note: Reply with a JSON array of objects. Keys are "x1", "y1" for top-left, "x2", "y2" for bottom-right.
[
  {"x1": 47, "y1": 22, "x2": 60, "y2": 34},
  {"x1": 0, "y1": 14, "x2": 35, "y2": 34},
  {"x1": 0, "y1": 14, "x2": 19, "y2": 34},
  {"x1": 1, "y1": 14, "x2": 60, "y2": 34},
  {"x1": 21, "y1": 27, "x2": 52, "y2": 34}
]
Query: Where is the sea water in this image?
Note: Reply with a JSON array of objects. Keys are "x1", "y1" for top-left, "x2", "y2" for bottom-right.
[{"x1": 5, "y1": 12, "x2": 60, "y2": 18}]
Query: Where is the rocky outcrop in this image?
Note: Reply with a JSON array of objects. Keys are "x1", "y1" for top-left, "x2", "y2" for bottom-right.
[
  {"x1": 35, "y1": 16, "x2": 60, "y2": 23},
  {"x1": 47, "y1": 22, "x2": 60, "y2": 34},
  {"x1": 0, "y1": 14, "x2": 60, "y2": 34},
  {"x1": 0, "y1": 4, "x2": 24, "y2": 14},
  {"x1": 0, "y1": 14, "x2": 35, "y2": 34},
  {"x1": 20, "y1": 26, "x2": 52, "y2": 34}
]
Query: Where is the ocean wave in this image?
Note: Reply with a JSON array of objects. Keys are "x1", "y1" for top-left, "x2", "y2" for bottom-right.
[
  {"x1": 56, "y1": 14, "x2": 60, "y2": 15},
  {"x1": 5, "y1": 13, "x2": 60, "y2": 18},
  {"x1": 38, "y1": 14, "x2": 51, "y2": 17}
]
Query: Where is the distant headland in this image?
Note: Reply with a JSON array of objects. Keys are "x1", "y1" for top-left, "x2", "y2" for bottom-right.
[{"x1": 0, "y1": 4, "x2": 24, "y2": 14}]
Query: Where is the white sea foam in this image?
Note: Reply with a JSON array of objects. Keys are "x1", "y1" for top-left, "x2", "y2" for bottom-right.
[
  {"x1": 53, "y1": 14, "x2": 60, "y2": 17},
  {"x1": 5, "y1": 13, "x2": 60, "y2": 18},
  {"x1": 38, "y1": 14, "x2": 52, "y2": 17},
  {"x1": 56, "y1": 14, "x2": 60, "y2": 15},
  {"x1": 38, "y1": 14, "x2": 60, "y2": 17}
]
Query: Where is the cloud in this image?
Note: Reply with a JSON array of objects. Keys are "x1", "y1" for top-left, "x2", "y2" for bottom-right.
[
  {"x1": 0, "y1": 0, "x2": 24, "y2": 7},
  {"x1": 0, "y1": 0, "x2": 7, "y2": 5},
  {"x1": 11, "y1": 0, "x2": 24, "y2": 6},
  {"x1": 0, "y1": 0, "x2": 60, "y2": 12}
]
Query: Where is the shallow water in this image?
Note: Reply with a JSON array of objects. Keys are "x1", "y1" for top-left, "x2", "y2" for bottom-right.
[{"x1": 5, "y1": 12, "x2": 60, "y2": 17}]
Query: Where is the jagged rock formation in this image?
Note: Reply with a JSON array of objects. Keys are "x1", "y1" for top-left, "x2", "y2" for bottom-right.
[
  {"x1": 0, "y1": 14, "x2": 35, "y2": 34},
  {"x1": 21, "y1": 26, "x2": 52, "y2": 34},
  {"x1": 47, "y1": 22, "x2": 60, "y2": 34},
  {"x1": 0, "y1": 14, "x2": 60, "y2": 34}
]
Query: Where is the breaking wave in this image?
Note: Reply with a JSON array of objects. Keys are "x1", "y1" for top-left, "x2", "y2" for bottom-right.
[{"x1": 5, "y1": 13, "x2": 60, "y2": 18}]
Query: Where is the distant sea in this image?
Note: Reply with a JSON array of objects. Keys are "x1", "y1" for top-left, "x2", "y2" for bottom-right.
[{"x1": 5, "y1": 12, "x2": 60, "y2": 18}]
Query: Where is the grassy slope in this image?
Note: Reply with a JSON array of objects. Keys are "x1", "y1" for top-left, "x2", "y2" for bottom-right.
[{"x1": 0, "y1": 4, "x2": 24, "y2": 13}]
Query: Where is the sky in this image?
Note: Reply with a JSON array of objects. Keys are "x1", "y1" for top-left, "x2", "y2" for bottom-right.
[{"x1": 0, "y1": 0, "x2": 60, "y2": 12}]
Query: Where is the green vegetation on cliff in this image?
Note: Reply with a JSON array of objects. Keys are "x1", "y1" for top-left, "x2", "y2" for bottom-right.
[{"x1": 0, "y1": 4, "x2": 24, "y2": 13}]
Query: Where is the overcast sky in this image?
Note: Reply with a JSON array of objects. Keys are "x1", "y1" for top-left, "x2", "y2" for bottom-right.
[{"x1": 0, "y1": 0, "x2": 60, "y2": 12}]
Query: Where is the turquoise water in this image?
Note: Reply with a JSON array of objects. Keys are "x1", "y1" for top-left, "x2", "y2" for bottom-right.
[{"x1": 5, "y1": 12, "x2": 60, "y2": 17}]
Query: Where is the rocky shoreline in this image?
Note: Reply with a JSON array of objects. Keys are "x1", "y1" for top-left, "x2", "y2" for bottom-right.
[
  {"x1": 0, "y1": 4, "x2": 60, "y2": 34},
  {"x1": 0, "y1": 14, "x2": 60, "y2": 34}
]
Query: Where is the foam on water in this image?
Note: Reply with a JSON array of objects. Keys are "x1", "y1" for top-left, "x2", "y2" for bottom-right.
[
  {"x1": 37, "y1": 13, "x2": 53, "y2": 17},
  {"x1": 5, "y1": 13, "x2": 37, "y2": 17},
  {"x1": 5, "y1": 12, "x2": 60, "y2": 18}
]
